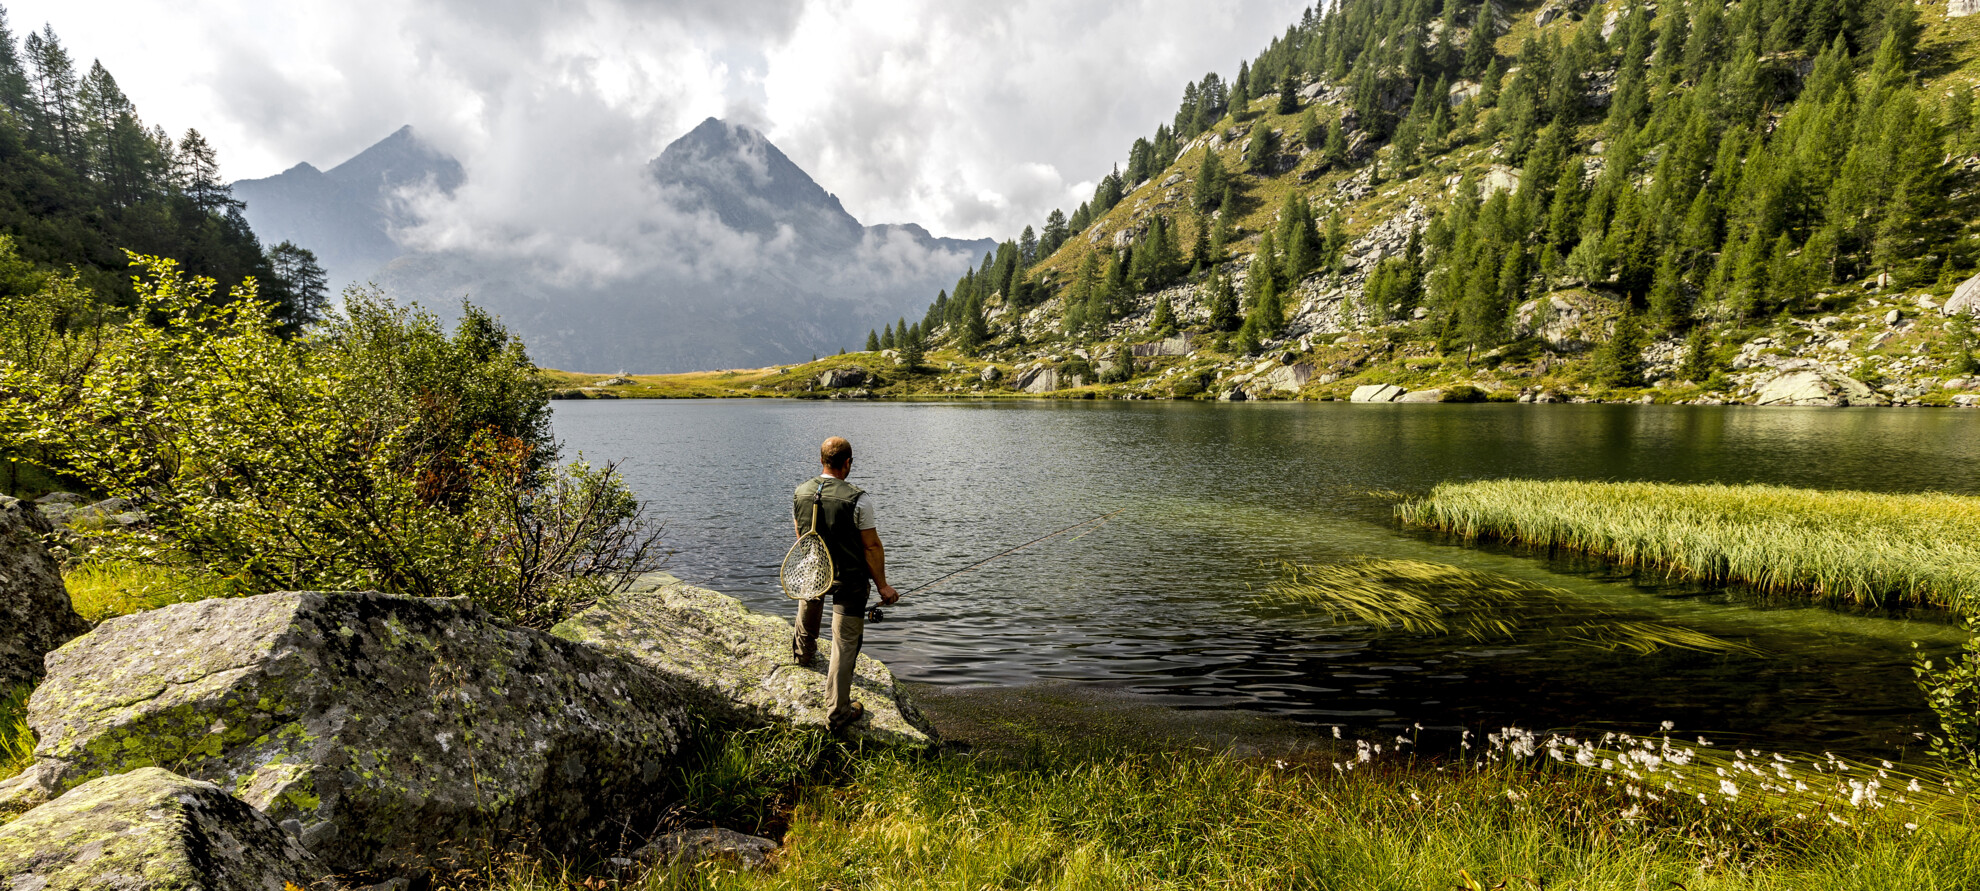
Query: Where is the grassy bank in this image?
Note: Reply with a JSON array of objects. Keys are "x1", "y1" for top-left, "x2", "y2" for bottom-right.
[
  {"x1": 460, "y1": 735, "x2": 1980, "y2": 891},
  {"x1": 1397, "y1": 481, "x2": 1980, "y2": 611}
]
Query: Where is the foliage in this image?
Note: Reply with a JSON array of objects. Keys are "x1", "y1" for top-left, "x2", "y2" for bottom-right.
[
  {"x1": 0, "y1": 683, "x2": 32, "y2": 783},
  {"x1": 1915, "y1": 618, "x2": 1980, "y2": 776},
  {"x1": 2, "y1": 254, "x2": 659, "y2": 628}
]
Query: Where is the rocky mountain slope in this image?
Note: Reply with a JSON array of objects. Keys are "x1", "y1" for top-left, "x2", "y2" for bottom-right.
[{"x1": 852, "y1": 0, "x2": 1980, "y2": 407}]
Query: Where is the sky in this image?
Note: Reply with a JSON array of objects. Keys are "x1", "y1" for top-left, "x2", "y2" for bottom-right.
[{"x1": 9, "y1": 0, "x2": 1310, "y2": 242}]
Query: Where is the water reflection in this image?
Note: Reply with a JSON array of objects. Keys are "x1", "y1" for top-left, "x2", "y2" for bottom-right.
[{"x1": 553, "y1": 400, "x2": 1980, "y2": 755}]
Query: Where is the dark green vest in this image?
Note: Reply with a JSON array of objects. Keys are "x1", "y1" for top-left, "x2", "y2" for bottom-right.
[{"x1": 794, "y1": 476, "x2": 869, "y2": 607}]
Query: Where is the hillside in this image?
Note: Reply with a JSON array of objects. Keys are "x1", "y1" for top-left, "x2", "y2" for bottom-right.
[{"x1": 814, "y1": 0, "x2": 1980, "y2": 407}]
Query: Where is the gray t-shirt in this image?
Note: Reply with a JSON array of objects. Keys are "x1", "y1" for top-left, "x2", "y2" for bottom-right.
[{"x1": 813, "y1": 475, "x2": 875, "y2": 529}]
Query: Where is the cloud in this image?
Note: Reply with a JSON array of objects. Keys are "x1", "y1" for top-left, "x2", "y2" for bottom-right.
[{"x1": 14, "y1": 0, "x2": 1307, "y2": 246}]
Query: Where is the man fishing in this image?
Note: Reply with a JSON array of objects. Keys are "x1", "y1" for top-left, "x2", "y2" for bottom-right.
[{"x1": 792, "y1": 436, "x2": 899, "y2": 731}]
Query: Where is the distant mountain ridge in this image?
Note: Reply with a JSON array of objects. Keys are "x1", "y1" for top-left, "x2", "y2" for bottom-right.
[
  {"x1": 234, "y1": 125, "x2": 463, "y2": 293},
  {"x1": 234, "y1": 119, "x2": 992, "y2": 371}
]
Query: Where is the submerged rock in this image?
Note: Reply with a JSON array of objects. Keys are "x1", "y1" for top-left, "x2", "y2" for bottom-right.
[
  {"x1": 0, "y1": 495, "x2": 88, "y2": 690},
  {"x1": 553, "y1": 574, "x2": 935, "y2": 749},
  {"x1": 0, "y1": 767, "x2": 324, "y2": 891},
  {"x1": 1, "y1": 590, "x2": 690, "y2": 879}
]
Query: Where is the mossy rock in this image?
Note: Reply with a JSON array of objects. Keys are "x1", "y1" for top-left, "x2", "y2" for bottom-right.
[
  {"x1": 0, "y1": 591, "x2": 690, "y2": 881},
  {"x1": 0, "y1": 766, "x2": 323, "y2": 891},
  {"x1": 554, "y1": 575, "x2": 935, "y2": 750},
  {"x1": 0, "y1": 496, "x2": 88, "y2": 690}
]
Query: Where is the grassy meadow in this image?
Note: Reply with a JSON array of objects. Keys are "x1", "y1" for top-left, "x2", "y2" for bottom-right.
[{"x1": 1398, "y1": 480, "x2": 1980, "y2": 611}]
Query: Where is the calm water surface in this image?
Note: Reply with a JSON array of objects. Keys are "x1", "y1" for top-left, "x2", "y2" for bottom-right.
[{"x1": 553, "y1": 400, "x2": 1980, "y2": 756}]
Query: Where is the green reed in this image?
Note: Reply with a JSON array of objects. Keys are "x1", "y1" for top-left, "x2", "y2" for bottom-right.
[{"x1": 1398, "y1": 480, "x2": 1980, "y2": 611}]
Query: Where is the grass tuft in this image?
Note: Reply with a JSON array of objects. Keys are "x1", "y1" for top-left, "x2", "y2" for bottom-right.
[{"x1": 61, "y1": 559, "x2": 237, "y2": 624}]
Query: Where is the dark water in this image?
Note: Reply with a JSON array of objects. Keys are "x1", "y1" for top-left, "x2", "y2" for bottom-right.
[{"x1": 552, "y1": 399, "x2": 1980, "y2": 756}]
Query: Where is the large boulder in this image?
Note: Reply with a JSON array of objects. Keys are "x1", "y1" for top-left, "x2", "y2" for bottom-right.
[
  {"x1": 1255, "y1": 363, "x2": 1315, "y2": 394},
  {"x1": 553, "y1": 574, "x2": 934, "y2": 749},
  {"x1": 1944, "y1": 273, "x2": 1980, "y2": 317},
  {"x1": 817, "y1": 367, "x2": 868, "y2": 389},
  {"x1": 1952, "y1": 0, "x2": 1978, "y2": 17},
  {"x1": 0, "y1": 767, "x2": 323, "y2": 891},
  {"x1": 1015, "y1": 366, "x2": 1060, "y2": 393},
  {"x1": 1396, "y1": 388, "x2": 1447, "y2": 403},
  {"x1": 0, "y1": 495, "x2": 88, "y2": 690},
  {"x1": 0, "y1": 591, "x2": 690, "y2": 880},
  {"x1": 1751, "y1": 366, "x2": 1883, "y2": 407},
  {"x1": 1351, "y1": 383, "x2": 1406, "y2": 403}
]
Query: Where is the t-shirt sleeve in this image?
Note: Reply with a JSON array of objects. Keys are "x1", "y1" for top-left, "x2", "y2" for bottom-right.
[{"x1": 854, "y1": 495, "x2": 877, "y2": 530}]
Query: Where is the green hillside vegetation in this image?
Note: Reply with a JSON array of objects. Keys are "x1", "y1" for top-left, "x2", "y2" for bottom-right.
[
  {"x1": 0, "y1": 4, "x2": 324, "y2": 325},
  {"x1": 865, "y1": 0, "x2": 1980, "y2": 404}
]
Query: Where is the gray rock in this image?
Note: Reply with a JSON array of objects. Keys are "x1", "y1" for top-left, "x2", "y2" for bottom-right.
[
  {"x1": 552, "y1": 576, "x2": 935, "y2": 750},
  {"x1": 0, "y1": 496, "x2": 87, "y2": 690},
  {"x1": 1218, "y1": 387, "x2": 1250, "y2": 402},
  {"x1": 1751, "y1": 367, "x2": 1884, "y2": 407},
  {"x1": 1886, "y1": 309, "x2": 1903, "y2": 326},
  {"x1": 32, "y1": 492, "x2": 87, "y2": 506},
  {"x1": 1, "y1": 591, "x2": 689, "y2": 879},
  {"x1": 1016, "y1": 366, "x2": 1060, "y2": 393},
  {"x1": 1945, "y1": 273, "x2": 1980, "y2": 317},
  {"x1": 1953, "y1": 0, "x2": 1978, "y2": 17},
  {"x1": 1396, "y1": 388, "x2": 1446, "y2": 403},
  {"x1": 1478, "y1": 165, "x2": 1521, "y2": 197},
  {"x1": 633, "y1": 827, "x2": 778, "y2": 872},
  {"x1": 818, "y1": 367, "x2": 868, "y2": 389},
  {"x1": 980, "y1": 366, "x2": 1002, "y2": 382},
  {"x1": 1350, "y1": 383, "x2": 1406, "y2": 403},
  {"x1": 0, "y1": 767, "x2": 323, "y2": 891},
  {"x1": 1255, "y1": 363, "x2": 1315, "y2": 394},
  {"x1": 1130, "y1": 335, "x2": 1192, "y2": 358}
]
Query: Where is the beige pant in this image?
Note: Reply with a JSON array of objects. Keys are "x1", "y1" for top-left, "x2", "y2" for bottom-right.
[{"x1": 795, "y1": 599, "x2": 865, "y2": 720}]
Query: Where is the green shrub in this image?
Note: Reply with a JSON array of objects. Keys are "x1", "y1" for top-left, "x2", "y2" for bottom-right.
[{"x1": 3, "y1": 254, "x2": 660, "y2": 628}]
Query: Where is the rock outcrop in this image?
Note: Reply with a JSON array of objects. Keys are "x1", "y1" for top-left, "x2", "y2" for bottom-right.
[
  {"x1": 1944, "y1": 273, "x2": 1980, "y2": 317},
  {"x1": 1751, "y1": 365, "x2": 1882, "y2": 406},
  {"x1": 0, "y1": 767, "x2": 324, "y2": 891},
  {"x1": 0, "y1": 590, "x2": 690, "y2": 879},
  {"x1": 0, "y1": 496, "x2": 88, "y2": 690},
  {"x1": 1351, "y1": 383, "x2": 1406, "y2": 403},
  {"x1": 1396, "y1": 388, "x2": 1447, "y2": 402},
  {"x1": 818, "y1": 367, "x2": 869, "y2": 389},
  {"x1": 553, "y1": 574, "x2": 935, "y2": 749},
  {"x1": 1952, "y1": 0, "x2": 1978, "y2": 18}
]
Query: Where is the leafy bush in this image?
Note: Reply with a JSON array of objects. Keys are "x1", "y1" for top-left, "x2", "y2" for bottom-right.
[
  {"x1": 2, "y1": 254, "x2": 660, "y2": 628},
  {"x1": 1916, "y1": 618, "x2": 1980, "y2": 776}
]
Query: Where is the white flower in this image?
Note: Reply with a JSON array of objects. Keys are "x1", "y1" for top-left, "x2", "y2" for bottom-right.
[{"x1": 1719, "y1": 779, "x2": 1739, "y2": 797}]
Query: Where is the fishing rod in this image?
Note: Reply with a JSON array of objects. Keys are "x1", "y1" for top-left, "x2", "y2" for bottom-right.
[{"x1": 866, "y1": 506, "x2": 1126, "y2": 621}]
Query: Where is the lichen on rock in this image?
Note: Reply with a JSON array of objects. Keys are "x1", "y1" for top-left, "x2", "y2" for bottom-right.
[
  {"x1": 2, "y1": 590, "x2": 691, "y2": 880},
  {"x1": 553, "y1": 573, "x2": 935, "y2": 749},
  {"x1": 0, "y1": 495, "x2": 89, "y2": 690},
  {"x1": 0, "y1": 766, "x2": 324, "y2": 891}
]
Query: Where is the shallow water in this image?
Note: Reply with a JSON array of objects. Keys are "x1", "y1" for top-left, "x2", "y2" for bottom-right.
[{"x1": 552, "y1": 399, "x2": 1980, "y2": 756}]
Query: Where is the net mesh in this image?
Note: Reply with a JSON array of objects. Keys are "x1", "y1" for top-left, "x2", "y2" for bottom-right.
[{"x1": 781, "y1": 534, "x2": 834, "y2": 600}]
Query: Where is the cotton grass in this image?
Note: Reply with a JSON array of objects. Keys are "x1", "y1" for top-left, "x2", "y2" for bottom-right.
[{"x1": 1397, "y1": 480, "x2": 1980, "y2": 611}]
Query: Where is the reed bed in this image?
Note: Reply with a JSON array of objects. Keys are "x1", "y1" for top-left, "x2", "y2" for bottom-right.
[{"x1": 1397, "y1": 480, "x2": 1980, "y2": 611}]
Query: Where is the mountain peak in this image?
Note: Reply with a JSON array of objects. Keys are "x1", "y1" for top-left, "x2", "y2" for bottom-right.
[{"x1": 649, "y1": 117, "x2": 859, "y2": 246}]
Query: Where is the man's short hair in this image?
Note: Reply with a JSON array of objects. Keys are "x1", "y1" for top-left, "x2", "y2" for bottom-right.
[{"x1": 820, "y1": 437, "x2": 852, "y2": 470}]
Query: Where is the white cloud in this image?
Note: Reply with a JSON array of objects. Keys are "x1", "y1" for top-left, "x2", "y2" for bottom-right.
[{"x1": 8, "y1": 0, "x2": 1308, "y2": 241}]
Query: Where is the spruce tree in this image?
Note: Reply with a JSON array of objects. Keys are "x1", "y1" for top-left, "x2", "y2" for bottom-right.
[
  {"x1": 865, "y1": 330, "x2": 880, "y2": 351},
  {"x1": 1193, "y1": 149, "x2": 1225, "y2": 211},
  {"x1": 1149, "y1": 292, "x2": 1175, "y2": 335},
  {"x1": 1276, "y1": 72, "x2": 1299, "y2": 114},
  {"x1": 1591, "y1": 304, "x2": 1647, "y2": 388},
  {"x1": 1208, "y1": 271, "x2": 1239, "y2": 331},
  {"x1": 881, "y1": 323, "x2": 895, "y2": 350}
]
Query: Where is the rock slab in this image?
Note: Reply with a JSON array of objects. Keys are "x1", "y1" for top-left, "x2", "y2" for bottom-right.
[
  {"x1": 1945, "y1": 273, "x2": 1980, "y2": 317},
  {"x1": 0, "y1": 766, "x2": 323, "y2": 891},
  {"x1": 0, "y1": 495, "x2": 88, "y2": 690},
  {"x1": 1351, "y1": 383, "x2": 1406, "y2": 403},
  {"x1": 1, "y1": 591, "x2": 690, "y2": 879},
  {"x1": 1751, "y1": 366, "x2": 1882, "y2": 407},
  {"x1": 553, "y1": 575, "x2": 935, "y2": 749}
]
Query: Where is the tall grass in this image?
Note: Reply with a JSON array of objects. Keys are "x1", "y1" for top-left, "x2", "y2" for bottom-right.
[
  {"x1": 60, "y1": 559, "x2": 237, "y2": 624},
  {"x1": 1397, "y1": 480, "x2": 1980, "y2": 611}
]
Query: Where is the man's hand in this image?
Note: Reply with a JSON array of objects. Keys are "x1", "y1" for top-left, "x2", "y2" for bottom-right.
[{"x1": 878, "y1": 583, "x2": 900, "y2": 605}]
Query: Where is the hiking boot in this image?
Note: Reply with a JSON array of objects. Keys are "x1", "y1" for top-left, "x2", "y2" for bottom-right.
[{"x1": 827, "y1": 701, "x2": 865, "y2": 732}]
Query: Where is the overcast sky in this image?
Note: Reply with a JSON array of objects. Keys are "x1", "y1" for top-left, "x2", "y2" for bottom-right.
[{"x1": 10, "y1": 0, "x2": 1309, "y2": 241}]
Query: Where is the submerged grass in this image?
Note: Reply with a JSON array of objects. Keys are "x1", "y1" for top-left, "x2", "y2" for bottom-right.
[
  {"x1": 1397, "y1": 480, "x2": 1980, "y2": 611},
  {"x1": 1270, "y1": 558, "x2": 1758, "y2": 655}
]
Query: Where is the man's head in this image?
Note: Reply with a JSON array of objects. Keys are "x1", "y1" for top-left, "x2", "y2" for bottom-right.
[{"x1": 820, "y1": 437, "x2": 853, "y2": 476}]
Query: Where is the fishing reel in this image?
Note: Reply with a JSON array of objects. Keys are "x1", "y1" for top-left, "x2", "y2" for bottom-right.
[{"x1": 866, "y1": 607, "x2": 885, "y2": 623}]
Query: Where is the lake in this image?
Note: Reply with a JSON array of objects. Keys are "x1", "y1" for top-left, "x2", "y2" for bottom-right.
[{"x1": 552, "y1": 399, "x2": 1980, "y2": 756}]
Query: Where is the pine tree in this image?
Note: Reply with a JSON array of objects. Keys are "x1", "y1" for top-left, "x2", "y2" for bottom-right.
[
  {"x1": 1591, "y1": 304, "x2": 1647, "y2": 388},
  {"x1": 1149, "y1": 292, "x2": 1175, "y2": 335},
  {"x1": 1681, "y1": 323, "x2": 1717, "y2": 384},
  {"x1": 899, "y1": 324, "x2": 925, "y2": 371},
  {"x1": 881, "y1": 323, "x2": 895, "y2": 350},
  {"x1": 1208, "y1": 271, "x2": 1239, "y2": 331},
  {"x1": 1276, "y1": 72, "x2": 1299, "y2": 114},
  {"x1": 1300, "y1": 107, "x2": 1324, "y2": 150},
  {"x1": 1193, "y1": 149, "x2": 1225, "y2": 211},
  {"x1": 865, "y1": 330, "x2": 880, "y2": 351},
  {"x1": 1462, "y1": 0, "x2": 1497, "y2": 77}
]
